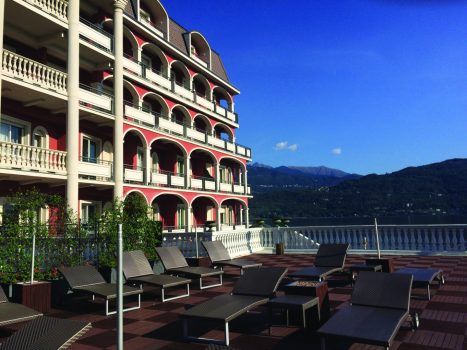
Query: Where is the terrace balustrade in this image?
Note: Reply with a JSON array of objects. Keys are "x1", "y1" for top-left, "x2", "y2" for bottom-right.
[
  {"x1": 2, "y1": 49, "x2": 67, "y2": 95},
  {"x1": 0, "y1": 141, "x2": 67, "y2": 175},
  {"x1": 79, "y1": 84, "x2": 114, "y2": 114},
  {"x1": 18, "y1": 0, "x2": 68, "y2": 22},
  {"x1": 78, "y1": 157, "x2": 113, "y2": 181}
]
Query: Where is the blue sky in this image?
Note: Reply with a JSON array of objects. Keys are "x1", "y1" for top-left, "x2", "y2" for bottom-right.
[{"x1": 164, "y1": 0, "x2": 467, "y2": 175}]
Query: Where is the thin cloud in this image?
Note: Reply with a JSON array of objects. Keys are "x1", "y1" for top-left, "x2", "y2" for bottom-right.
[
  {"x1": 274, "y1": 141, "x2": 298, "y2": 152},
  {"x1": 332, "y1": 147, "x2": 342, "y2": 155}
]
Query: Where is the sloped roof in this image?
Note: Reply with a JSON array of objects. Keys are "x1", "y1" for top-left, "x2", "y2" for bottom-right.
[{"x1": 168, "y1": 19, "x2": 229, "y2": 83}]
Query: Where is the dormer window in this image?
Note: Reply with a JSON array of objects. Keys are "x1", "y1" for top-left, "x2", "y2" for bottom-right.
[
  {"x1": 191, "y1": 45, "x2": 198, "y2": 57},
  {"x1": 140, "y1": 9, "x2": 152, "y2": 26}
]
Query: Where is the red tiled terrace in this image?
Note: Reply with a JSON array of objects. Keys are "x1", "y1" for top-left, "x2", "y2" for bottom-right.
[{"x1": 1, "y1": 253, "x2": 466, "y2": 350}]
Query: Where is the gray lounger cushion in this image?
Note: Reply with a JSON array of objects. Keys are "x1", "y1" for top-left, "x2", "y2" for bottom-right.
[
  {"x1": 202, "y1": 241, "x2": 262, "y2": 270},
  {"x1": 289, "y1": 243, "x2": 349, "y2": 279},
  {"x1": 0, "y1": 286, "x2": 42, "y2": 327},
  {"x1": 123, "y1": 250, "x2": 191, "y2": 287},
  {"x1": 318, "y1": 271, "x2": 412, "y2": 348},
  {"x1": 0, "y1": 316, "x2": 91, "y2": 350}
]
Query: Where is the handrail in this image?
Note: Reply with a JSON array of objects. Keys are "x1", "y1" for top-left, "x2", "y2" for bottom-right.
[
  {"x1": 79, "y1": 83, "x2": 114, "y2": 98},
  {"x1": 79, "y1": 17, "x2": 113, "y2": 39}
]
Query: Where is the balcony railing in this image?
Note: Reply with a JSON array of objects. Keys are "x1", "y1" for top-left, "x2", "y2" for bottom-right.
[
  {"x1": 2, "y1": 49, "x2": 67, "y2": 95},
  {"x1": 79, "y1": 18, "x2": 113, "y2": 53},
  {"x1": 150, "y1": 170, "x2": 185, "y2": 188},
  {"x1": 79, "y1": 84, "x2": 113, "y2": 114},
  {"x1": 25, "y1": 0, "x2": 68, "y2": 22},
  {"x1": 190, "y1": 175, "x2": 216, "y2": 191},
  {"x1": 78, "y1": 157, "x2": 113, "y2": 181},
  {"x1": 124, "y1": 164, "x2": 144, "y2": 183},
  {"x1": 123, "y1": 103, "x2": 252, "y2": 159},
  {"x1": 0, "y1": 141, "x2": 67, "y2": 175},
  {"x1": 260, "y1": 225, "x2": 467, "y2": 253},
  {"x1": 121, "y1": 57, "x2": 238, "y2": 124}
]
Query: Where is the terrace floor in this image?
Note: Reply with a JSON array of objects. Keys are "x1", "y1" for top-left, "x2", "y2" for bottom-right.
[{"x1": 1, "y1": 254, "x2": 466, "y2": 350}]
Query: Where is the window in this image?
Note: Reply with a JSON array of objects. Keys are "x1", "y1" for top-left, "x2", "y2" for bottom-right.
[
  {"x1": 177, "y1": 205, "x2": 186, "y2": 229},
  {"x1": 81, "y1": 201, "x2": 101, "y2": 235},
  {"x1": 220, "y1": 206, "x2": 233, "y2": 226},
  {"x1": 141, "y1": 54, "x2": 152, "y2": 69},
  {"x1": 220, "y1": 166, "x2": 232, "y2": 184},
  {"x1": 152, "y1": 203, "x2": 160, "y2": 221},
  {"x1": 0, "y1": 122, "x2": 23, "y2": 144},
  {"x1": 176, "y1": 157, "x2": 185, "y2": 176},
  {"x1": 151, "y1": 152, "x2": 159, "y2": 172},
  {"x1": 140, "y1": 9, "x2": 152, "y2": 25},
  {"x1": 137, "y1": 147, "x2": 144, "y2": 169},
  {"x1": 32, "y1": 127, "x2": 47, "y2": 148},
  {"x1": 82, "y1": 136, "x2": 100, "y2": 163}
]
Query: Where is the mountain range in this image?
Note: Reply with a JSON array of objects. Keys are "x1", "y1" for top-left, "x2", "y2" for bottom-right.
[
  {"x1": 248, "y1": 158, "x2": 467, "y2": 222},
  {"x1": 247, "y1": 163, "x2": 360, "y2": 192}
]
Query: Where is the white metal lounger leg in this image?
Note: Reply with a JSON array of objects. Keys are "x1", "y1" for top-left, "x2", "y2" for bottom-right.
[
  {"x1": 161, "y1": 283, "x2": 190, "y2": 302},
  {"x1": 105, "y1": 294, "x2": 141, "y2": 316},
  {"x1": 321, "y1": 338, "x2": 326, "y2": 350},
  {"x1": 182, "y1": 319, "x2": 230, "y2": 345},
  {"x1": 199, "y1": 274, "x2": 223, "y2": 290}
]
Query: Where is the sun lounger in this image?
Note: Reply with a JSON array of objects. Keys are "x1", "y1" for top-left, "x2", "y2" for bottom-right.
[
  {"x1": 156, "y1": 246, "x2": 224, "y2": 289},
  {"x1": 59, "y1": 266, "x2": 142, "y2": 315},
  {"x1": 0, "y1": 286, "x2": 42, "y2": 327},
  {"x1": 123, "y1": 250, "x2": 191, "y2": 302},
  {"x1": 202, "y1": 241, "x2": 262, "y2": 275},
  {"x1": 317, "y1": 271, "x2": 413, "y2": 350},
  {"x1": 181, "y1": 267, "x2": 288, "y2": 345},
  {"x1": 0, "y1": 316, "x2": 91, "y2": 350},
  {"x1": 394, "y1": 267, "x2": 444, "y2": 300},
  {"x1": 289, "y1": 243, "x2": 349, "y2": 281}
]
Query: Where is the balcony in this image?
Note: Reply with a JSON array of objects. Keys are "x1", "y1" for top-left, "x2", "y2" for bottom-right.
[
  {"x1": 123, "y1": 54, "x2": 142, "y2": 75},
  {"x1": 150, "y1": 170, "x2": 185, "y2": 188},
  {"x1": 123, "y1": 106, "x2": 251, "y2": 159},
  {"x1": 78, "y1": 158, "x2": 113, "y2": 181},
  {"x1": 124, "y1": 165, "x2": 144, "y2": 183},
  {"x1": 192, "y1": 54, "x2": 208, "y2": 68},
  {"x1": 2, "y1": 49, "x2": 67, "y2": 96},
  {"x1": 139, "y1": 15, "x2": 166, "y2": 39},
  {"x1": 79, "y1": 84, "x2": 113, "y2": 115},
  {"x1": 173, "y1": 81, "x2": 194, "y2": 100},
  {"x1": 79, "y1": 18, "x2": 113, "y2": 53},
  {"x1": 190, "y1": 176, "x2": 216, "y2": 191},
  {"x1": 21, "y1": 0, "x2": 68, "y2": 23},
  {"x1": 0, "y1": 141, "x2": 67, "y2": 176},
  {"x1": 144, "y1": 67, "x2": 171, "y2": 90}
]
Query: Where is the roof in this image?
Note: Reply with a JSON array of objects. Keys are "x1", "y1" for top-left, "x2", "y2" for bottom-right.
[{"x1": 168, "y1": 19, "x2": 230, "y2": 83}]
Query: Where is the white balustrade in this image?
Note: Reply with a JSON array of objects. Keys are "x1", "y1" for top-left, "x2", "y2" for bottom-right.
[
  {"x1": 158, "y1": 117, "x2": 184, "y2": 135},
  {"x1": 233, "y1": 184, "x2": 244, "y2": 194},
  {"x1": 27, "y1": 0, "x2": 68, "y2": 22},
  {"x1": 186, "y1": 128, "x2": 206, "y2": 142},
  {"x1": 220, "y1": 182, "x2": 232, "y2": 192},
  {"x1": 226, "y1": 142, "x2": 235, "y2": 152},
  {"x1": 125, "y1": 105, "x2": 154, "y2": 126},
  {"x1": 79, "y1": 22, "x2": 112, "y2": 52},
  {"x1": 190, "y1": 178, "x2": 203, "y2": 189},
  {"x1": 208, "y1": 135, "x2": 225, "y2": 149},
  {"x1": 0, "y1": 141, "x2": 67, "y2": 174},
  {"x1": 174, "y1": 83, "x2": 193, "y2": 100},
  {"x1": 196, "y1": 95, "x2": 213, "y2": 110},
  {"x1": 260, "y1": 225, "x2": 467, "y2": 253},
  {"x1": 124, "y1": 168, "x2": 144, "y2": 182},
  {"x1": 170, "y1": 174, "x2": 185, "y2": 187},
  {"x1": 236, "y1": 145, "x2": 246, "y2": 156},
  {"x1": 151, "y1": 172, "x2": 168, "y2": 185},
  {"x1": 145, "y1": 68, "x2": 171, "y2": 90},
  {"x1": 79, "y1": 88, "x2": 113, "y2": 112},
  {"x1": 205, "y1": 180, "x2": 216, "y2": 191},
  {"x1": 78, "y1": 161, "x2": 112, "y2": 179},
  {"x1": 123, "y1": 57, "x2": 142, "y2": 75},
  {"x1": 2, "y1": 49, "x2": 67, "y2": 94}
]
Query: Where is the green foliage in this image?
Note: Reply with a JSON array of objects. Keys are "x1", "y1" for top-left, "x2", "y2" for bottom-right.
[
  {"x1": 97, "y1": 193, "x2": 162, "y2": 268},
  {"x1": 0, "y1": 188, "x2": 79, "y2": 283}
]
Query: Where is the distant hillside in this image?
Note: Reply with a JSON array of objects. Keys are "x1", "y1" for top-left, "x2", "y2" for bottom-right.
[
  {"x1": 249, "y1": 158, "x2": 467, "y2": 221},
  {"x1": 247, "y1": 163, "x2": 359, "y2": 192}
]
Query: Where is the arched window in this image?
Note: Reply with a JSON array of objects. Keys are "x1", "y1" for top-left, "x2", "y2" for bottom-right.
[{"x1": 32, "y1": 126, "x2": 48, "y2": 148}]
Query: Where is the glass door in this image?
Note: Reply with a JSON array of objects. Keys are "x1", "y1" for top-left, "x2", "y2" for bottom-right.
[{"x1": 83, "y1": 137, "x2": 98, "y2": 163}]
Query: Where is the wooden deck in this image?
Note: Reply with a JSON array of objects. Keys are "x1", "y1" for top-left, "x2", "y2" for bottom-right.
[{"x1": 1, "y1": 253, "x2": 466, "y2": 349}]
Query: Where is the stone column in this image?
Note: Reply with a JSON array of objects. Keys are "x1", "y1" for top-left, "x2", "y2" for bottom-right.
[
  {"x1": 215, "y1": 162, "x2": 220, "y2": 191},
  {"x1": 145, "y1": 146, "x2": 151, "y2": 185},
  {"x1": 0, "y1": 0, "x2": 5, "y2": 114},
  {"x1": 244, "y1": 168, "x2": 248, "y2": 195},
  {"x1": 186, "y1": 205, "x2": 192, "y2": 232},
  {"x1": 185, "y1": 156, "x2": 190, "y2": 189},
  {"x1": 216, "y1": 205, "x2": 221, "y2": 231},
  {"x1": 245, "y1": 207, "x2": 250, "y2": 229},
  {"x1": 239, "y1": 205, "x2": 244, "y2": 227},
  {"x1": 113, "y1": 0, "x2": 128, "y2": 200},
  {"x1": 66, "y1": 0, "x2": 80, "y2": 213}
]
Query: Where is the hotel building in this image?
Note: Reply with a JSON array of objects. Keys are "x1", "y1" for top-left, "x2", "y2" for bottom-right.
[{"x1": 0, "y1": 0, "x2": 252, "y2": 231}]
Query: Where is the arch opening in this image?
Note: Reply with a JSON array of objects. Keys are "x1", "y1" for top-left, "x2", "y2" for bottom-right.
[{"x1": 151, "y1": 194, "x2": 188, "y2": 231}]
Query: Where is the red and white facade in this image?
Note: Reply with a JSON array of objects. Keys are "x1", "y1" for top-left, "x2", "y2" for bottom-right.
[{"x1": 0, "y1": 0, "x2": 251, "y2": 231}]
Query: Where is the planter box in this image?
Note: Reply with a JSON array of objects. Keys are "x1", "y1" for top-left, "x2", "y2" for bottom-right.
[{"x1": 12, "y1": 281, "x2": 51, "y2": 313}]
